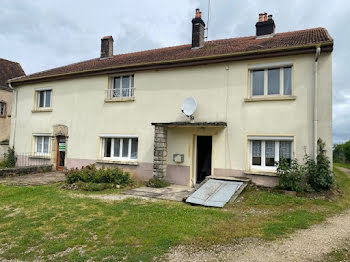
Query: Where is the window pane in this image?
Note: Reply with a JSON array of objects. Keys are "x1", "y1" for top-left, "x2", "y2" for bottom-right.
[
  {"x1": 43, "y1": 137, "x2": 50, "y2": 153},
  {"x1": 122, "y1": 139, "x2": 129, "y2": 157},
  {"x1": 104, "y1": 138, "x2": 112, "y2": 157},
  {"x1": 39, "y1": 91, "x2": 45, "y2": 107},
  {"x1": 0, "y1": 102, "x2": 5, "y2": 116},
  {"x1": 131, "y1": 138, "x2": 138, "y2": 159},
  {"x1": 45, "y1": 91, "x2": 51, "y2": 107},
  {"x1": 268, "y1": 68, "x2": 280, "y2": 95},
  {"x1": 122, "y1": 76, "x2": 130, "y2": 97},
  {"x1": 280, "y1": 141, "x2": 292, "y2": 164},
  {"x1": 113, "y1": 138, "x2": 120, "y2": 157},
  {"x1": 252, "y1": 70, "x2": 264, "y2": 96},
  {"x1": 265, "y1": 141, "x2": 275, "y2": 166},
  {"x1": 36, "y1": 137, "x2": 43, "y2": 153},
  {"x1": 284, "y1": 67, "x2": 292, "y2": 95},
  {"x1": 113, "y1": 77, "x2": 121, "y2": 97},
  {"x1": 252, "y1": 140, "x2": 261, "y2": 165}
]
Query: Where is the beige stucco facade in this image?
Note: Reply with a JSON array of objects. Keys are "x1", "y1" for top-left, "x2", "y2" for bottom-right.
[
  {"x1": 0, "y1": 89, "x2": 12, "y2": 142},
  {"x1": 10, "y1": 52, "x2": 332, "y2": 187}
]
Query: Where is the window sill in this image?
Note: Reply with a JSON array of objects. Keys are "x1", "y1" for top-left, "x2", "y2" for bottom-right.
[
  {"x1": 29, "y1": 155, "x2": 51, "y2": 160},
  {"x1": 244, "y1": 169, "x2": 278, "y2": 177},
  {"x1": 96, "y1": 159, "x2": 139, "y2": 166},
  {"x1": 244, "y1": 96, "x2": 296, "y2": 102},
  {"x1": 105, "y1": 97, "x2": 135, "y2": 103},
  {"x1": 32, "y1": 108, "x2": 53, "y2": 113}
]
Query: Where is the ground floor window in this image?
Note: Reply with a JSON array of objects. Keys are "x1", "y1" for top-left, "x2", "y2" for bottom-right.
[
  {"x1": 101, "y1": 136, "x2": 138, "y2": 160},
  {"x1": 34, "y1": 135, "x2": 51, "y2": 156},
  {"x1": 249, "y1": 136, "x2": 293, "y2": 171}
]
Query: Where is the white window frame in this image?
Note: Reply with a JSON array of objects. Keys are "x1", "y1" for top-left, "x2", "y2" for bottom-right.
[
  {"x1": 248, "y1": 136, "x2": 293, "y2": 172},
  {"x1": 109, "y1": 74, "x2": 135, "y2": 99},
  {"x1": 33, "y1": 134, "x2": 51, "y2": 156},
  {"x1": 101, "y1": 135, "x2": 138, "y2": 161},
  {"x1": 36, "y1": 88, "x2": 52, "y2": 108},
  {"x1": 248, "y1": 61, "x2": 293, "y2": 98}
]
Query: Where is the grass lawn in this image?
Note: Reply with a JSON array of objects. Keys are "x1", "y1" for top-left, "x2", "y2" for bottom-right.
[{"x1": 0, "y1": 167, "x2": 350, "y2": 261}]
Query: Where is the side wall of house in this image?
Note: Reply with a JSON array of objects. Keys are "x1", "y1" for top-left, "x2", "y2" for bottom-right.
[
  {"x1": 10, "y1": 52, "x2": 332, "y2": 185},
  {"x1": 0, "y1": 89, "x2": 12, "y2": 142}
]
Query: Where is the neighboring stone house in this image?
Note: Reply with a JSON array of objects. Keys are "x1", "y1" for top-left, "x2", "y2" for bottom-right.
[
  {"x1": 0, "y1": 59, "x2": 25, "y2": 145},
  {"x1": 9, "y1": 11, "x2": 333, "y2": 187}
]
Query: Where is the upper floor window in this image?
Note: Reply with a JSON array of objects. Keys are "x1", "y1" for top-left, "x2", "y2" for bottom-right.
[
  {"x1": 108, "y1": 75, "x2": 134, "y2": 99},
  {"x1": 0, "y1": 101, "x2": 6, "y2": 117},
  {"x1": 101, "y1": 136, "x2": 138, "y2": 161},
  {"x1": 36, "y1": 89, "x2": 52, "y2": 108},
  {"x1": 249, "y1": 62, "x2": 292, "y2": 97},
  {"x1": 248, "y1": 136, "x2": 293, "y2": 171}
]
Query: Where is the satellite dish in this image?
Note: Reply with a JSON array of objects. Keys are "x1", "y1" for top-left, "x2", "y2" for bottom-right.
[{"x1": 181, "y1": 97, "x2": 197, "y2": 119}]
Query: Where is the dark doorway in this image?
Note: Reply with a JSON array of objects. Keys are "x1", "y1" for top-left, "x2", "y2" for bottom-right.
[
  {"x1": 196, "y1": 136, "x2": 212, "y2": 184},
  {"x1": 56, "y1": 136, "x2": 66, "y2": 171}
]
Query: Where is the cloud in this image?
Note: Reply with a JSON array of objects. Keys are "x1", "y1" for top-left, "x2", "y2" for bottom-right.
[{"x1": 1, "y1": 0, "x2": 349, "y2": 142}]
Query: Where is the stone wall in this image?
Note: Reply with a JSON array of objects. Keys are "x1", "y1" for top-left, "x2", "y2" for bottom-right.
[
  {"x1": 0, "y1": 165, "x2": 53, "y2": 178},
  {"x1": 0, "y1": 144, "x2": 8, "y2": 160},
  {"x1": 153, "y1": 125, "x2": 167, "y2": 179}
]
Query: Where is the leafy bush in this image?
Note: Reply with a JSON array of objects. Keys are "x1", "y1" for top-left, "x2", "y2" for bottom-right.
[
  {"x1": 65, "y1": 164, "x2": 133, "y2": 187},
  {"x1": 0, "y1": 147, "x2": 17, "y2": 168},
  {"x1": 146, "y1": 177, "x2": 170, "y2": 188},
  {"x1": 277, "y1": 138, "x2": 333, "y2": 192},
  {"x1": 277, "y1": 158, "x2": 307, "y2": 192},
  {"x1": 308, "y1": 139, "x2": 334, "y2": 192}
]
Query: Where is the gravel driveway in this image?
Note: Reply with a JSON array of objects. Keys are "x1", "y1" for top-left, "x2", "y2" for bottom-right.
[
  {"x1": 164, "y1": 167, "x2": 350, "y2": 262},
  {"x1": 0, "y1": 172, "x2": 65, "y2": 186}
]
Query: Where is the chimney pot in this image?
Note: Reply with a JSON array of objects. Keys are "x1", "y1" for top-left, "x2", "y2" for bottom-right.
[
  {"x1": 258, "y1": 13, "x2": 263, "y2": 22},
  {"x1": 101, "y1": 36, "x2": 114, "y2": 58},
  {"x1": 192, "y1": 8, "x2": 206, "y2": 48},
  {"x1": 268, "y1": 14, "x2": 273, "y2": 20},
  {"x1": 264, "y1": 13, "x2": 268, "y2": 21}
]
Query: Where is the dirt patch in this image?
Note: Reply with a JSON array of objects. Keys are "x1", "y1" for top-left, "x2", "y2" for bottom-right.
[{"x1": 0, "y1": 172, "x2": 65, "y2": 186}]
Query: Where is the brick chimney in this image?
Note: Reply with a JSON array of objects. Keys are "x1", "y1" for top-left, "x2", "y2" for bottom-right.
[
  {"x1": 101, "y1": 36, "x2": 114, "y2": 58},
  {"x1": 255, "y1": 13, "x2": 275, "y2": 37},
  {"x1": 191, "y1": 8, "x2": 206, "y2": 48}
]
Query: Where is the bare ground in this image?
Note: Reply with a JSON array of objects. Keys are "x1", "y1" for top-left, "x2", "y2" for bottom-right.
[
  {"x1": 163, "y1": 167, "x2": 350, "y2": 262},
  {"x1": 0, "y1": 172, "x2": 65, "y2": 186}
]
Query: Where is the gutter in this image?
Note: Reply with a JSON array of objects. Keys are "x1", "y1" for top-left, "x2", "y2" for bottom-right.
[
  {"x1": 9, "y1": 41, "x2": 333, "y2": 87},
  {"x1": 314, "y1": 46, "x2": 321, "y2": 160}
]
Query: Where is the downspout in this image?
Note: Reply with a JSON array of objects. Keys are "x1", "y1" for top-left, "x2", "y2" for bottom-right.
[
  {"x1": 8, "y1": 82, "x2": 17, "y2": 149},
  {"x1": 314, "y1": 46, "x2": 321, "y2": 160}
]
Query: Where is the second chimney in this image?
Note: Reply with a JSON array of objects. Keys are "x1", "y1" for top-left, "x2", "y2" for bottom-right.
[
  {"x1": 191, "y1": 9, "x2": 206, "y2": 48},
  {"x1": 101, "y1": 36, "x2": 114, "y2": 58},
  {"x1": 255, "y1": 13, "x2": 275, "y2": 37}
]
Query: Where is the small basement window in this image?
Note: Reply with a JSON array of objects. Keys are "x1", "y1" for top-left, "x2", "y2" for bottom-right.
[
  {"x1": 249, "y1": 136, "x2": 293, "y2": 171},
  {"x1": 108, "y1": 75, "x2": 134, "y2": 99},
  {"x1": 101, "y1": 136, "x2": 138, "y2": 161},
  {"x1": 36, "y1": 89, "x2": 52, "y2": 108},
  {"x1": 249, "y1": 62, "x2": 293, "y2": 97},
  {"x1": 34, "y1": 135, "x2": 51, "y2": 156}
]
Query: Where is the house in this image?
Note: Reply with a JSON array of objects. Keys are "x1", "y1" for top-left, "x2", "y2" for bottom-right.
[
  {"x1": 8, "y1": 10, "x2": 333, "y2": 187},
  {"x1": 0, "y1": 59, "x2": 25, "y2": 158}
]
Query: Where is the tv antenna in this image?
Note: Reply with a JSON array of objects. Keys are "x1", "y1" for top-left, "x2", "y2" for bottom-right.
[{"x1": 205, "y1": 0, "x2": 211, "y2": 39}]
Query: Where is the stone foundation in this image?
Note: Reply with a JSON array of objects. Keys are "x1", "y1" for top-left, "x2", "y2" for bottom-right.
[{"x1": 153, "y1": 125, "x2": 168, "y2": 179}]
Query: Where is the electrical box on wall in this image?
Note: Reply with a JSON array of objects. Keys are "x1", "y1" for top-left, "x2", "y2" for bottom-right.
[{"x1": 173, "y1": 154, "x2": 184, "y2": 163}]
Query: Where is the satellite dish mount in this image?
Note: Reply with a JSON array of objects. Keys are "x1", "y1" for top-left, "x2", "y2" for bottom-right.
[{"x1": 181, "y1": 97, "x2": 197, "y2": 121}]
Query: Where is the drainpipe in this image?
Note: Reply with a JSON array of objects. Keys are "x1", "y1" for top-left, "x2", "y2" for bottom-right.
[
  {"x1": 314, "y1": 46, "x2": 321, "y2": 161},
  {"x1": 8, "y1": 82, "x2": 17, "y2": 149}
]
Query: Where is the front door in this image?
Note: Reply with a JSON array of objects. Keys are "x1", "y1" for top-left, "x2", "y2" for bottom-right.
[
  {"x1": 56, "y1": 136, "x2": 66, "y2": 171},
  {"x1": 196, "y1": 136, "x2": 212, "y2": 184}
]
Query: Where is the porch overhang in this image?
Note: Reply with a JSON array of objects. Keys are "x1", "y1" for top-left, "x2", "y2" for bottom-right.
[{"x1": 151, "y1": 121, "x2": 227, "y2": 128}]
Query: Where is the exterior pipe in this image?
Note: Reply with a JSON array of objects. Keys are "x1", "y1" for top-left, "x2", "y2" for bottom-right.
[{"x1": 314, "y1": 47, "x2": 321, "y2": 160}]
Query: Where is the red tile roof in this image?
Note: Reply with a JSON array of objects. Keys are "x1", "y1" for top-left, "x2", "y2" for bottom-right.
[
  {"x1": 11, "y1": 27, "x2": 332, "y2": 85},
  {"x1": 0, "y1": 59, "x2": 25, "y2": 89}
]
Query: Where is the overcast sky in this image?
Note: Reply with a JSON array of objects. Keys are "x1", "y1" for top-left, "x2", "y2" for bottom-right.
[{"x1": 1, "y1": 0, "x2": 349, "y2": 143}]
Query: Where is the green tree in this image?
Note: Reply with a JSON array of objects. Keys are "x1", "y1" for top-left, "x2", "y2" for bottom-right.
[{"x1": 343, "y1": 140, "x2": 350, "y2": 162}]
